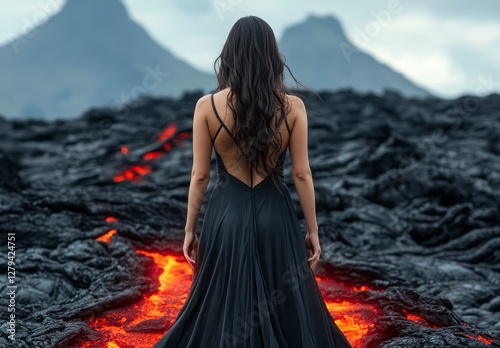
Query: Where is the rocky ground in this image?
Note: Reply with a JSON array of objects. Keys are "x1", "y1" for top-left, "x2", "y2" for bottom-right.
[{"x1": 0, "y1": 89, "x2": 499, "y2": 347}]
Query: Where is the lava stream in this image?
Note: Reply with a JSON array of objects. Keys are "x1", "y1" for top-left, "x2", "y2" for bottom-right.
[{"x1": 74, "y1": 228, "x2": 378, "y2": 348}]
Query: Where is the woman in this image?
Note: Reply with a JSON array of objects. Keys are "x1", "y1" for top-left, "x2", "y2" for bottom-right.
[{"x1": 154, "y1": 15, "x2": 352, "y2": 348}]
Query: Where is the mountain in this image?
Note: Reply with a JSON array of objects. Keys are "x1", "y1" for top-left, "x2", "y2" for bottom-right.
[
  {"x1": 0, "y1": 0, "x2": 215, "y2": 119},
  {"x1": 279, "y1": 15, "x2": 432, "y2": 98}
]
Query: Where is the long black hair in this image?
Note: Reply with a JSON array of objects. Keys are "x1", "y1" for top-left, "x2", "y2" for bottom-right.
[{"x1": 213, "y1": 15, "x2": 306, "y2": 190}]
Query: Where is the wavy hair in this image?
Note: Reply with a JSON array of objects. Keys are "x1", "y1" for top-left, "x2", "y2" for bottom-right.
[{"x1": 213, "y1": 15, "x2": 305, "y2": 190}]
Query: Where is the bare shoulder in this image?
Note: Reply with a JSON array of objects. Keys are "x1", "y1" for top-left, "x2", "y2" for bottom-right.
[
  {"x1": 192, "y1": 94, "x2": 214, "y2": 121},
  {"x1": 196, "y1": 90, "x2": 229, "y2": 111},
  {"x1": 285, "y1": 94, "x2": 306, "y2": 113},
  {"x1": 284, "y1": 94, "x2": 306, "y2": 129},
  {"x1": 196, "y1": 94, "x2": 213, "y2": 108}
]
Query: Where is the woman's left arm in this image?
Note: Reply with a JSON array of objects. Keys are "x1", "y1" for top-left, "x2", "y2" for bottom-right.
[{"x1": 184, "y1": 96, "x2": 212, "y2": 235}]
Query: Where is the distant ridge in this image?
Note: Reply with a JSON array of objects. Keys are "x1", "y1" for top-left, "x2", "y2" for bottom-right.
[
  {"x1": 0, "y1": 0, "x2": 215, "y2": 119},
  {"x1": 0, "y1": 7, "x2": 435, "y2": 119},
  {"x1": 279, "y1": 15, "x2": 432, "y2": 98}
]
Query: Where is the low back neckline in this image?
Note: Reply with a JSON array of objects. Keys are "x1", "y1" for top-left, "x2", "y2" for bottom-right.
[{"x1": 210, "y1": 92, "x2": 289, "y2": 189}]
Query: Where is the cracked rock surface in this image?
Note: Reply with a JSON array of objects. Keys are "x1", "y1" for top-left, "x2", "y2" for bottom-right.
[{"x1": 0, "y1": 89, "x2": 499, "y2": 347}]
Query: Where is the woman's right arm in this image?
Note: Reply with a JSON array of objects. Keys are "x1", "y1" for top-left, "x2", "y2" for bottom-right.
[{"x1": 288, "y1": 96, "x2": 319, "y2": 235}]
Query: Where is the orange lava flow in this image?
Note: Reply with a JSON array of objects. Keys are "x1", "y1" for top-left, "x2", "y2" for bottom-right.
[
  {"x1": 466, "y1": 334, "x2": 493, "y2": 345},
  {"x1": 113, "y1": 165, "x2": 151, "y2": 182},
  {"x1": 404, "y1": 311, "x2": 494, "y2": 345},
  {"x1": 403, "y1": 309, "x2": 439, "y2": 329},
  {"x1": 96, "y1": 229, "x2": 117, "y2": 243},
  {"x1": 114, "y1": 123, "x2": 185, "y2": 183},
  {"x1": 157, "y1": 124, "x2": 177, "y2": 142},
  {"x1": 79, "y1": 122, "x2": 495, "y2": 347},
  {"x1": 316, "y1": 276, "x2": 380, "y2": 347},
  {"x1": 143, "y1": 151, "x2": 163, "y2": 160},
  {"x1": 78, "y1": 227, "x2": 382, "y2": 348},
  {"x1": 76, "y1": 249, "x2": 193, "y2": 348}
]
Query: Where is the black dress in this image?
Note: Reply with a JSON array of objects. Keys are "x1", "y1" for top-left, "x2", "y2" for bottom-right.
[{"x1": 153, "y1": 94, "x2": 352, "y2": 348}]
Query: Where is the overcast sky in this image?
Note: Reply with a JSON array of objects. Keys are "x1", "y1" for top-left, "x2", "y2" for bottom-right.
[{"x1": 1, "y1": 0, "x2": 499, "y2": 98}]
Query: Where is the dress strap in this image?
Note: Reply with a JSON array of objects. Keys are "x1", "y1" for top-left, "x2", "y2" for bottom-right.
[
  {"x1": 210, "y1": 93, "x2": 246, "y2": 155},
  {"x1": 282, "y1": 110, "x2": 292, "y2": 136},
  {"x1": 212, "y1": 124, "x2": 223, "y2": 145},
  {"x1": 210, "y1": 94, "x2": 224, "y2": 145}
]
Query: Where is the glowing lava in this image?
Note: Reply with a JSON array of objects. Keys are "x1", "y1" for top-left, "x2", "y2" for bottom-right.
[
  {"x1": 77, "y1": 223, "x2": 381, "y2": 348},
  {"x1": 78, "y1": 123, "x2": 495, "y2": 347},
  {"x1": 403, "y1": 310, "x2": 494, "y2": 345},
  {"x1": 82, "y1": 217, "x2": 382, "y2": 347},
  {"x1": 114, "y1": 123, "x2": 184, "y2": 183},
  {"x1": 316, "y1": 276, "x2": 380, "y2": 347},
  {"x1": 83, "y1": 225, "x2": 496, "y2": 348},
  {"x1": 157, "y1": 124, "x2": 177, "y2": 142},
  {"x1": 75, "y1": 249, "x2": 193, "y2": 348},
  {"x1": 466, "y1": 334, "x2": 493, "y2": 345},
  {"x1": 105, "y1": 216, "x2": 118, "y2": 223},
  {"x1": 96, "y1": 229, "x2": 117, "y2": 243},
  {"x1": 143, "y1": 151, "x2": 163, "y2": 160},
  {"x1": 403, "y1": 309, "x2": 439, "y2": 329},
  {"x1": 113, "y1": 165, "x2": 151, "y2": 183}
]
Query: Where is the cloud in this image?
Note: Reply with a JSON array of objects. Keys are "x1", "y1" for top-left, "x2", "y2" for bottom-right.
[
  {"x1": 93, "y1": 1, "x2": 500, "y2": 97},
  {"x1": 0, "y1": 0, "x2": 498, "y2": 98},
  {"x1": 410, "y1": 0, "x2": 500, "y2": 23},
  {"x1": 343, "y1": 11, "x2": 500, "y2": 98},
  {"x1": 377, "y1": 52, "x2": 468, "y2": 98},
  {"x1": 0, "y1": 0, "x2": 65, "y2": 45},
  {"x1": 174, "y1": 0, "x2": 213, "y2": 14}
]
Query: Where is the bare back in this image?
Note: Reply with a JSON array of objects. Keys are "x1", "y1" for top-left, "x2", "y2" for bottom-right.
[{"x1": 208, "y1": 88, "x2": 295, "y2": 188}]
